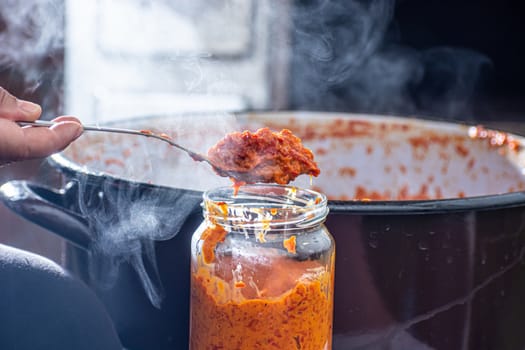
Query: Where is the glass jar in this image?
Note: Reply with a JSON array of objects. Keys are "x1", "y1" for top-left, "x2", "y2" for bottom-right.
[{"x1": 189, "y1": 184, "x2": 335, "y2": 350}]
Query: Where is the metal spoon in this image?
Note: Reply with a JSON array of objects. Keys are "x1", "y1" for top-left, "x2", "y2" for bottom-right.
[{"x1": 17, "y1": 119, "x2": 212, "y2": 164}]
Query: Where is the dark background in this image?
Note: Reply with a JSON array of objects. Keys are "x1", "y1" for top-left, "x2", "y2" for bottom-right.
[
  {"x1": 396, "y1": 0, "x2": 525, "y2": 99},
  {"x1": 396, "y1": 0, "x2": 525, "y2": 121},
  {"x1": 290, "y1": 0, "x2": 525, "y2": 122}
]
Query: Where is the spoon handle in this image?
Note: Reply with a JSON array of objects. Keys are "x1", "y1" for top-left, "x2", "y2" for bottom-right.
[
  {"x1": 17, "y1": 120, "x2": 208, "y2": 162},
  {"x1": 18, "y1": 120, "x2": 151, "y2": 135}
]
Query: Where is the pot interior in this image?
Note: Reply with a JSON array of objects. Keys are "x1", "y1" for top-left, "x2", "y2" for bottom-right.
[{"x1": 56, "y1": 112, "x2": 525, "y2": 201}]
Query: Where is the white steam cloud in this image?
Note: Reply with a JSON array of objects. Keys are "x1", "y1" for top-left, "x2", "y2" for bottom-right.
[
  {"x1": 0, "y1": 0, "x2": 63, "y2": 73},
  {"x1": 76, "y1": 174, "x2": 202, "y2": 308},
  {"x1": 0, "y1": 0, "x2": 64, "y2": 116},
  {"x1": 291, "y1": 0, "x2": 491, "y2": 119}
]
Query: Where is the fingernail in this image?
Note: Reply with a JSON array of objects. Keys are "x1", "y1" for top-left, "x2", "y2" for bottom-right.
[
  {"x1": 74, "y1": 124, "x2": 84, "y2": 138},
  {"x1": 18, "y1": 100, "x2": 41, "y2": 115},
  {"x1": 54, "y1": 121, "x2": 84, "y2": 140},
  {"x1": 69, "y1": 123, "x2": 84, "y2": 139}
]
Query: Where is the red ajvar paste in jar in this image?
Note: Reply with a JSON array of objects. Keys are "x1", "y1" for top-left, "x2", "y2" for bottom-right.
[
  {"x1": 200, "y1": 224, "x2": 228, "y2": 264},
  {"x1": 191, "y1": 175, "x2": 332, "y2": 349},
  {"x1": 190, "y1": 255, "x2": 333, "y2": 349}
]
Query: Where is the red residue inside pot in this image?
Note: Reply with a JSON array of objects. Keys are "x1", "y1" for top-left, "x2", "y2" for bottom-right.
[
  {"x1": 468, "y1": 125, "x2": 522, "y2": 153},
  {"x1": 63, "y1": 116, "x2": 525, "y2": 202}
]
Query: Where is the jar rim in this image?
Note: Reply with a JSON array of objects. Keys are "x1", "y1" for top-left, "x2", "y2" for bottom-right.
[{"x1": 202, "y1": 184, "x2": 329, "y2": 232}]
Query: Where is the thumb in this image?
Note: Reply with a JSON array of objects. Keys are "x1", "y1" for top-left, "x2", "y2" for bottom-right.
[
  {"x1": 15, "y1": 120, "x2": 84, "y2": 161},
  {"x1": 50, "y1": 120, "x2": 84, "y2": 145},
  {"x1": 0, "y1": 87, "x2": 42, "y2": 121}
]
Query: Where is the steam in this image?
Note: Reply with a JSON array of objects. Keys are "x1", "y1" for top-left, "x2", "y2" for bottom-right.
[
  {"x1": 291, "y1": 0, "x2": 491, "y2": 120},
  {"x1": 0, "y1": 0, "x2": 63, "y2": 66},
  {"x1": 76, "y1": 173, "x2": 202, "y2": 308},
  {"x1": 0, "y1": 0, "x2": 64, "y2": 117},
  {"x1": 65, "y1": 113, "x2": 234, "y2": 308}
]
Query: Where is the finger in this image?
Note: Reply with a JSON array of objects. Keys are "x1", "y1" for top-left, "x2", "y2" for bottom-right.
[
  {"x1": 51, "y1": 115, "x2": 83, "y2": 125},
  {"x1": 0, "y1": 120, "x2": 83, "y2": 162},
  {"x1": 25, "y1": 121, "x2": 84, "y2": 158},
  {"x1": 50, "y1": 116, "x2": 85, "y2": 141},
  {"x1": 0, "y1": 86, "x2": 42, "y2": 122}
]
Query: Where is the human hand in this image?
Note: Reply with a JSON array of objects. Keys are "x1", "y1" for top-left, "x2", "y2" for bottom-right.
[{"x1": 0, "y1": 87, "x2": 83, "y2": 166}]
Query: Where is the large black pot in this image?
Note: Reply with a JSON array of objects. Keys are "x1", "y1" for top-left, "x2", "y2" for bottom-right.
[{"x1": 2, "y1": 112, "x2": 525, "y2": 350}]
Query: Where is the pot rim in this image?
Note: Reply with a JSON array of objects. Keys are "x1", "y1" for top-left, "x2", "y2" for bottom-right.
[{"x1": 49, "y1": 112, "x2": 525, "y2": 214}]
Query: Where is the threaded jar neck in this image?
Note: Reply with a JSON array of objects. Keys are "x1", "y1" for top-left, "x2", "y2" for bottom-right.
[{"x1": 202, "y1": 184, "x2": 328, "y2": 233}]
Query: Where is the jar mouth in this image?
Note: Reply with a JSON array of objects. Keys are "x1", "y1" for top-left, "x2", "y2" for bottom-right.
[{"x1": 202, "y1": 184, "x2": 329, "y2": 232}]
